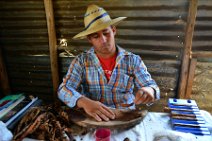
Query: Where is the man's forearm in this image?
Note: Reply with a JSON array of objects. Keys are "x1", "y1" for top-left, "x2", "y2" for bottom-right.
[{"x1": 57, "y1": 84, "x2": 82, "y2": 108}]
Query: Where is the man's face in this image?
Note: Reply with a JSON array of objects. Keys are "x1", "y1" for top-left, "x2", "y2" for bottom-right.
[{"x1": 87, "y1": 26, "x2": 117, "y2": 57}]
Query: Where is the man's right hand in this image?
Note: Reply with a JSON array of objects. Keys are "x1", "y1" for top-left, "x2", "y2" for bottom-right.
[{"x1": 76, "y1": 96, "x2": 115, "y2": 122}]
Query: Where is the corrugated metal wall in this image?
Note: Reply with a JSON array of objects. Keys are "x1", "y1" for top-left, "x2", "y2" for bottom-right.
[
  {"x1": 0, "y1": 0, "x2": 53, "y2": 101},
  {"x1": 1, "y1": 0, "x2": 210, "y2": 111},
  {"x1": 0, "y1": 0, "x2": 189, "y2": 106},
  {"x1": 193, "y1": 0, "x2": 212, "y2": 55}
]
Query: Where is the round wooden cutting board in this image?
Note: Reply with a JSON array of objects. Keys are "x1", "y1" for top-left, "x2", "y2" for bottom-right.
[{"x1": 69, "y1": 109, "x2": 148, "y2": 129}]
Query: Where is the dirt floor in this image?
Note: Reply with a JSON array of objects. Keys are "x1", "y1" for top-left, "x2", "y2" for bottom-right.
[{"x1": 191, "y1": 61, "x2": 212, "y2": 114}]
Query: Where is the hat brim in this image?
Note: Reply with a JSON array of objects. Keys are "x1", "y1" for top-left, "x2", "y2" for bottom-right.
[{"x1": 72, "y1": 17, "x2": 127, "y2": 40}]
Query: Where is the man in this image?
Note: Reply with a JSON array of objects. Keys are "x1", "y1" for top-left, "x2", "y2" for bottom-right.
[{"x1": 58, "y1": 4, "x2": 160, "y2": 122}]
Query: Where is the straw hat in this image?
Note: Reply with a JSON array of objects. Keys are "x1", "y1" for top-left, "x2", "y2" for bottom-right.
[{"x1": 72, "y1": 4, "x2": 127, "y2": 39}]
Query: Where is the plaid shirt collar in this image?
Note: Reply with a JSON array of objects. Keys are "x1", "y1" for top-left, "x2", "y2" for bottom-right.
[{"x1": 86, "y1": 45, "x2": 132, "y2": 57}]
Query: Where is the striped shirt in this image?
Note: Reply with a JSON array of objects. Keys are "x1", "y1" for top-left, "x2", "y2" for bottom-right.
[{"x1": 58, "y1": 46, "x2": 160, "y2": 109}]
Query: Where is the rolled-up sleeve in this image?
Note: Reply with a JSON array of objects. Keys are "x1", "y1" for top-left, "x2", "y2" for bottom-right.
[
  {"x1": 133, "y1": 55, "x2": 160, "y2": 100},
  {"x1": 57, "y1": 57, "x2": 83, "y2": 108}
]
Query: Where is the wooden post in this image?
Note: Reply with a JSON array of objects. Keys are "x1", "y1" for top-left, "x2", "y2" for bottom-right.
[
  {"x1": 178, "y1": 0, "x2": 198, "y2": 98},
  {"x1": 185, "y1": 58, "x2": 197, "y2": 98},
  {"x1": 0, "y1": 48, "x2": 10, "y2": 95},
  {"x1": 44, "y1": 0, "x2": 59, "y2": 100}
]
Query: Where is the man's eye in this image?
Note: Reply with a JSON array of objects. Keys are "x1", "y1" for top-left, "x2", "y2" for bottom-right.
[
  {"x1": 93, "y1": 35, "x2": 99, "y2": 38},
  {"x1": 103, "y1": 32, "x2": 109, "y2": 36}
]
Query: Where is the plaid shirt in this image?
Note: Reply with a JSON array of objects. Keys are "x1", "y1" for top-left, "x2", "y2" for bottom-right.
[{"x1": 58, "y1": 46, "x2": 160, "y2": 109}]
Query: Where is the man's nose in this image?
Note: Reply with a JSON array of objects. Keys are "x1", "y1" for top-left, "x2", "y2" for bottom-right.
[{"x1": 99, "y1": 34, "x2": 107, "y2": 43}]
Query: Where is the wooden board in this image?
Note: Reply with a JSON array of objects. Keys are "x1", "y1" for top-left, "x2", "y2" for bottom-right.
[{"x1": 69, "y1": 109, "x2": 148, "y2": 129}]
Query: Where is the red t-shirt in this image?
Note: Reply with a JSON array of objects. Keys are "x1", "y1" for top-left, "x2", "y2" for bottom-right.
[{"x1": 97, "y1": 53, "x2": 117, "y2": 81}]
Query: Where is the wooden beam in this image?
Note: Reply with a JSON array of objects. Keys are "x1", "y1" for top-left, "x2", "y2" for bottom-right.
[
  {"x1": 185, "y1": 58, "x2": 197, "y2": 98},
  {"x1": 178, "y1": 0, "x2": 198, "y2": 98},
  {"x1": 0, "y1": 48, "x2": 10, "y2": 95},
  {"x1": 44, "y1": 0, "x2": 59, "y2": 100},
  {"x1": 192, "y1": 52, "x2": 212, "y2": 58}
]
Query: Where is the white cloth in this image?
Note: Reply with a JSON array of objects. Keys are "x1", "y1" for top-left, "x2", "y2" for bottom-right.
[
  {"x1": 200, "y1": 110, "x2": 212, "y2": 134},
  {"x1": 74, "y1": 111, "x2": 212, "y2": 141},
  {"x1": 0, "y1": 121, "x2": 13, "y2": 141}
]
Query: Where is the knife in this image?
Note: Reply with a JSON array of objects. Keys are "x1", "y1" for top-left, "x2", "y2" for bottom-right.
[
  {"x1": 167, "y1": 107, "x2": 199, "y2": 112},
  {"x1": 173, "y1": 122, "x2": 207, "y2": 128},
  {"x1": 171, "y1": 119, "x2": 205, "y2": 124},
  {"x1": 174, "y1": 125, "x2": 209, "y2": 131},
  {"x1": 164, "y1": 107, "x2": 200, "y2": 113},
  {"x1": 169, "y1": 105, "x2": 199, "y2": 110},
  {"x1": 173, "y1": 125, "x2": 211, "y2": 135}
]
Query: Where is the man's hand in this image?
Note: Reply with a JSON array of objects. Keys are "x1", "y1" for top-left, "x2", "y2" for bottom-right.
[
  {"x1": 77, "y1": 96, "x2": 115, "y2": 122},
  {"x1": 134, "y1": 87, "x2": 155, "y2": 105}
]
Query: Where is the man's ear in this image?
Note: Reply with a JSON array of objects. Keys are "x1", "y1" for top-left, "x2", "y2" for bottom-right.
[
  {"x1": 87, "y1": 36, "x2": 92, "y2": 43},
  {"x1": 112, "y1": 26, "x2": 117, "y2": 36}
]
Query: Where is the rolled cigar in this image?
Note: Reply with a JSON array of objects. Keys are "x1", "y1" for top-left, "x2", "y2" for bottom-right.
[
  {"x1": 171, "y1": 115, "x2": 200, "y2": 121},
  {"x1": 171, "y1": 111, "x2": 197, "y2": 118}
]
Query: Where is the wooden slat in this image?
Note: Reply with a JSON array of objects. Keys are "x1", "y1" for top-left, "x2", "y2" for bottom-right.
[
  {"x1": 192, "y1": 52, "x2": 212, "y2": 58},
  {"x1": 185, "y1": 58, "x2": 197, "y2": 98},
  {"x1": 0, "y1": 48, "x2": 10, "y2": 95},
  {"x1": 44, "y1": 0, "x2": 59, "y2": 100},
  {"x1": 178, "y1": 0, "x2": 198, "y2": 98}
]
